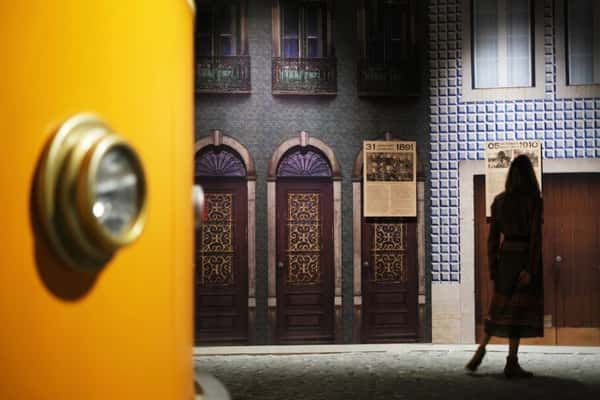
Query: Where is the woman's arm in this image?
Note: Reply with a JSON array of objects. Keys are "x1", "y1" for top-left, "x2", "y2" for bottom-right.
[{"x1": 487, "y1": 199, "x2": 501, "y2": 280}]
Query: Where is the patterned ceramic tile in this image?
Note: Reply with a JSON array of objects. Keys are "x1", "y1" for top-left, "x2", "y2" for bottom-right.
[{"x1": 428, "y1": 0, "x2": 600, "y2": 282}]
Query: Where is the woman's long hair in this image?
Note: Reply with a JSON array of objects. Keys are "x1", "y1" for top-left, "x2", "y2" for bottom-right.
[{"x1": 504, "y1": 154, "x2": 541, "y2": 198}]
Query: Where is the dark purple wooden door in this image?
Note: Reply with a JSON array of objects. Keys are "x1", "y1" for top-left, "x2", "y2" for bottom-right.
[
  {"x1": 276, "y1": 179, "x2": 334, "y2": 344},
  {"x1": 194, "y1": 179, "x2": 248, "y2": 345},
  {"x1": 194, "y1": 148, "x2": 248, "y2": 345},
  {"x1": 362, "y1": 215, "x2": 418, "y2": 342}
]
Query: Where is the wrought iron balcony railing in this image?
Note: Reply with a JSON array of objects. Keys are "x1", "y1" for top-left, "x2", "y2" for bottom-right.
[
  {"x1": 272, "y1": 57, "x2": 337, "y2": 95},
  {"x1": 195, "y1": 55, "x2": 251, "y2": 94},
  {"x1": 357, "y1": 59, "x2": 419, "y2": 97}
]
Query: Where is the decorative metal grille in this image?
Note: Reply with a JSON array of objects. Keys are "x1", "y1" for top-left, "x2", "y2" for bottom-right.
[
  {"x1": 207, "y1": 194, "x2": 233, "y2": 221},
  {"x1": 201, "y1": 224, "x2": 233, "y2": 252},
  {"x1": 195, "y1": 55, "x2": 251, "y2": 93},
  {"x1": 288, "y1": 223, "x2": 319, "y2": 251},
  {"x1": 287, "y1": 193, "x2": 321, "y2": 285},
  {"x1": 288, "y1": 255, "x2": 321, "y2": 284},
  {"x1": 272, "y1": 57, "x2": 337, "y2": 94},
  {"x1": 201, "y1": 255, "x2": 234, "y2": 286},
  {"x1": 373, "y1": 224, "x2": 406, "y2": 251},
  {"x1": 199, "y1": 193, "x2": 235, "y2": 286},
  {"x1": 374, "y1": 253, "x2": 407, "y2": 283},
  {"x1": 288, "y1": 193, "x2": 320, "y2": 221},
  {"x1": 372, "y1": 223, "x2": 407, "y2": 283}
]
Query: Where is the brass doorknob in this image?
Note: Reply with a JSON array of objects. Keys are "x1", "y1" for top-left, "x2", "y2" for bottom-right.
[{"x1": 36, "y1": 114, "x2": 147, "y2": 270}]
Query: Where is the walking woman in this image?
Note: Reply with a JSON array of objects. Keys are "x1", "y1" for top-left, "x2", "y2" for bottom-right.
[{"x1": 466, "y1": 154, "x2": 544, "y2": 378}]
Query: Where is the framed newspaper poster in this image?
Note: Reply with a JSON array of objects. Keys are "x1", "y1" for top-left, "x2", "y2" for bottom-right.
[
  {"x1": 363, "y1": 140, "x2": 417, "y2": 217},
  {"x1": 485, "y1": 140, "x2": 542, "y2": 217}
]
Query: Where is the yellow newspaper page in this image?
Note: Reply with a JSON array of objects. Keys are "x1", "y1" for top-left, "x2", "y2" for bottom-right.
[
  {"x1": 485, "y1": 140, "x2": 542, "y2": 217},
  {"x1": 363, "y1": 140, "x2": 417, "y2": 217}
]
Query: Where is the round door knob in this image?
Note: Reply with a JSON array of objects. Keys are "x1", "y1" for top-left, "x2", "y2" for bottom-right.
[
  {"x1": 555, "y1": 256, "x2": 563, "y2": 263},
  {"x1": 363, "y1": 261, "x2": 369, "y2": 268},
  {"x1": 277, "y1": 261, "x2": 284, "y2": 269}
]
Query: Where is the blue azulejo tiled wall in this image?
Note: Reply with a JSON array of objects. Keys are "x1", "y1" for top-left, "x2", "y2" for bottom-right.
[{"x1": 428, "y1": 0, "x2": 600, "y2": 283}]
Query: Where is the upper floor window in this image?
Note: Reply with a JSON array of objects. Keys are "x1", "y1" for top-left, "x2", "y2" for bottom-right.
[
  {"x1": 195, "y1": 0, "x2": 250, "y2": 94},
  {"x1": 281, "y1": 1, "x2": 325, "y2": 58},
  {"x1": 472, "y1": 0, "x2": 532, "y2": 88},
  {"x1": 366, "y1": 0, "x2": 411, "y2": 66},
  {"x1": 555, "y1": 0, "x2": 600, "y2": 98},
  {"x1": 196, "y1": 1, "x2": 242, "y2": 57},
  {"x1": 566, "y1": 0, "x2": 600, "y2": 85},
  {"x1": 272, "y1": 0, "x2": 336, "y2": 95},
  {"x1": 461, "y1": 0, "x2": 544, "y2": 101},
  {"x1": 357, "y1": 0, "x2": 418, "y2": 96}
]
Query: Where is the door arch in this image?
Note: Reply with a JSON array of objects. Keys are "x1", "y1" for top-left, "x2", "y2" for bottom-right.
[
  {"x1": 267, "y1": 131, "x2": 342, "y2": 344},
  {"x1": 351, "y1": 133, "x2": 425, "y2": 343},
  {"x1": 194, "y1": 130, "x2": 256, "y2": 345}
]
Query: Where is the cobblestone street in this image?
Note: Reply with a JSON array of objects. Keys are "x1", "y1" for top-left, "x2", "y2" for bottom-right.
[{"x1": 194, "y1": 344, "x2": 600, "y2": 400}]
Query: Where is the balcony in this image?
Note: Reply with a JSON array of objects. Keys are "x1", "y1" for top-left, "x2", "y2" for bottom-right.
[
  {"x1": 195, "y1": 55, "x2": 251, "y2": 94},
  {"x1": 357, "y1": 59, "x2": 419, "y2": 97},
  {"x1": 272, "y1": 57, "x2": 337, "y2": 95}
]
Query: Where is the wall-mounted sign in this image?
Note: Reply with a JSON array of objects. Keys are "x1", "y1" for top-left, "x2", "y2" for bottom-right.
[
  {"x1": 363, "y1": 140, "x2": 417, "y2": 217},
  {"x1": 485, "y1": 140, "x2": 542, "y2": 217}
]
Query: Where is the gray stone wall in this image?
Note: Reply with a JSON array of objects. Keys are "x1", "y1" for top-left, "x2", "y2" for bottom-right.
[{"x1": 194, "y1": 0, "x2": 429, "y2": 343}]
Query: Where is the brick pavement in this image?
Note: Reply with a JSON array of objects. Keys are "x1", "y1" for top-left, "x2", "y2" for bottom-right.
[{"x1": 194, "y1": 344, "x2": 600, "y2": 400}]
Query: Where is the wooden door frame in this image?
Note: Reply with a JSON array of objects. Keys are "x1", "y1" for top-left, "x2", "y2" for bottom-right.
[
  {"x1": 455, "y1": 158, "x2": 600, "y2": 344},
  {"x1": 351, "y1": 134, "x2": 426, "y2": 343},
  {"x1": 194, "y1": 130, "x2": 257, "y2": 344},
  {"x1": 267, "y1": 131, "x2": 343, "y2": 344}
]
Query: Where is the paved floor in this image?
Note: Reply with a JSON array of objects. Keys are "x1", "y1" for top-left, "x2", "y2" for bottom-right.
[{"x1": 194, "y1": 344, "x2": 600, "y2": 400}]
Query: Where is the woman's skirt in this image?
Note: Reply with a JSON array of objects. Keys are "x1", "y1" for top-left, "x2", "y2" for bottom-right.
[{"x1": 484, "y1": 241, "x2": 544, "y2": 338}]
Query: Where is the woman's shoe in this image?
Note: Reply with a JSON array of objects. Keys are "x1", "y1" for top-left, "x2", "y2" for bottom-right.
[
  {"x1": 504, "y1": 356, "x2": 533, "y2": 379},
  {"x1": 465, "y1": 346, "x2": 486, "y2": 371}
]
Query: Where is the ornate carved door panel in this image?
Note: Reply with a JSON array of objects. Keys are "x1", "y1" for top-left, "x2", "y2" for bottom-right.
[
  {"x1": 475, "y1": 174, "x2": 600, "y2": 346},
  {"x1": 194, "y1": 147, "x2": 248, "y2": 345},
  {"x1": 362, "y1": 216, "x2": 418, "y2": 342},
  {"x1": 276, "y1": 179, "x2": 334, "y2": 344}
]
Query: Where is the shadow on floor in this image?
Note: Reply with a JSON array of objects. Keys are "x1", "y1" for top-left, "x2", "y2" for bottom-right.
[
  {"x1": 197, "y1": 352, "x2": 600, "y2": 400},
  {"x1": 467, "y1": 373, "x2": 598, "y2": 395}
]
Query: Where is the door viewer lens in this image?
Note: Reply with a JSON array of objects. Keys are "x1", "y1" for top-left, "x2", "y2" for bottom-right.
[{"x1": 36, "y1": 114, "x2": 147, "y2": 270}]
